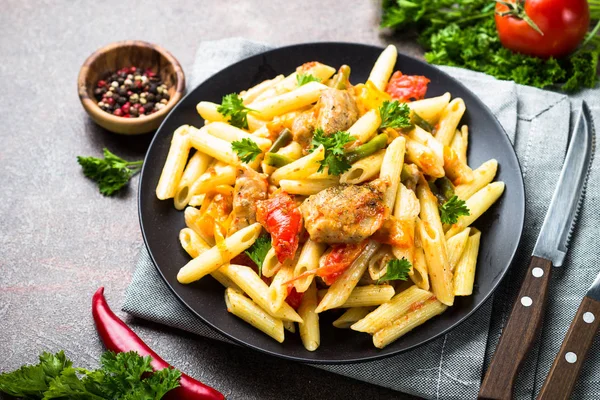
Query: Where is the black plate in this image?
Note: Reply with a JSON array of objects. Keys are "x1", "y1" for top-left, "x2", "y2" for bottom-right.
[{"x1": 139, "y1": 42, "x2": 525, "y2": 364}]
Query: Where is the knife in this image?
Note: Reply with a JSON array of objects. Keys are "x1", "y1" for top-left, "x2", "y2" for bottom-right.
[
  {"x1": 538, "y1": 270, "x2": 600, "y2": 400},
  {"x1": 479, "y1": 101, "x2": 595, "y2": 400}
]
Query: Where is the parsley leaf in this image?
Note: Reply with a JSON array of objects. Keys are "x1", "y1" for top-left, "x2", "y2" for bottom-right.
[
  {"x1": 232, "y1": 138, "x2": 262, "y2": 163},
  {"x1": 439, "y1": 195, "x2": 470, "y2": 224},
  {"x1": 217, "y1": 93, "x2": 254, "y2": 129},
  {"x1": 296, "y1": 73, "x2": 321, "y2": 87},
  {"x1": 245, "y1": 234, "x2": 272, "y2": 276},
  {"x1": 562, "y1": 48, "x2": 599, "y2": 92},
  {"x1": 310, "y1": 128, "x2": 355, "y2": 175},
  {"x1": 379, "y1": 100, "x2": 413, "y2": 129},
  {"x1": 379, "y1": 258, "x2": 411, "y2": 282},
  {"x1": 0, "y1": 351, "x2": 181, "y2": 399},
  {"x1": 77, "y1": 148, "x2": 143, "y2": 196}
]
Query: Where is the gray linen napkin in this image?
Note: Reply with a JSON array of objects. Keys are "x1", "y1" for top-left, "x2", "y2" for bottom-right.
[{"x1": 123, "y1": 38, "x2": 600, "y2": 399}]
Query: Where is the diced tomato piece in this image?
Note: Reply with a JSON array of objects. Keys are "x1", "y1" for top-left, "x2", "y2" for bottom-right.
[
  {"x1": 316, "y1": 241, "x2": 368, "y2": 285},
  {"x1": 386, "y1": 71, "x2": 430, "y2": 102},
  {"x1": 256, "y1": 192, "x2": 303, "y2": 263},
  {"x1": 286, "y1": 286, "x2": 304, "y2": 310}
]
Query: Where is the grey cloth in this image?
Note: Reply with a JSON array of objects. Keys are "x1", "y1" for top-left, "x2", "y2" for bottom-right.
[{"x1": 123, "y1": 38, "x2": 600, "y2": 399}]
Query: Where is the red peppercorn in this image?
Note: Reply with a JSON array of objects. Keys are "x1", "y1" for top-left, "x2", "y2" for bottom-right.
[
  {"x1": 105, "y1": 97, "x2": 115, "y2": 105},
  {"x1": 127, "y1": 90, "x2": 133, "y2": 96},
  {"x1": 113, "y1": 108, "x2": 123, "y2": 117},
  {"x1": 122, "y1": 114, "x2": 131, "y2": 118},
  {"x1": 139, "y1": 107, "x2": 145, "y2": 114},
  {"x1": 97, "y1": 80, "x2": 107, "y2": 88},
  {"x1": 130, "y1": 66, "x2": 137, "y2": 73},
  {"x1": 121, "y1": 102, "x2": 131, "y2": 114},
  {"x1": 133, "y1": 103, "x2": 141, "y2": 109}
]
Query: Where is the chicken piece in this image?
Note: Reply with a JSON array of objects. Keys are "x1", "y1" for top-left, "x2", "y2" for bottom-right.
[
  {"x1": 300, "y1": 179, "x2": 389, "y2": 244},
  {"x1": 291, "y1": 112, "x2": 316, "y2": 151},
  {"x1": 316, "y1": 88, "x2": 359, "y2": 135},
  {"x1": 228, "y1": 167, "x2": 268, "y2": 235}
]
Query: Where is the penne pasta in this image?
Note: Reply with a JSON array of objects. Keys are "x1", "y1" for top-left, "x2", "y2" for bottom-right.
[
  {"x1": 391, "y1": 183, "x2": 420, "y2": 266},
  {"x1": 451, "y1": 125, "x2": 469, "y2": 165},
  {"x1": 446, "y1": 228, "x2": 471, "y2": 272},
  {"x1": 261, "y1": 247, "x2": 281, "y2": 278},
  {"x1": 298, "y1": 281, "x2": 320, "y2": 351},
  {"x1": 368, "y1": 44, "x2": 397, "y2": 91},
  {"x1": 188, "y1": 126, "x2": 239, "y2": 165},
  {"x1": 332, "y1": 307, "x2": 376, "y2": 329},
  {"x1": 379, "y1": 136, "x2": 406, "y2": 210},
  {"x1": 279, "y1": 177, "x2": 339, "y2": 196},
  {"x1": 240, "y1": 74, "x2": 285, "y2": 104},
  {"x1": 177, "y1": 223, "x2": 262, "y2": 284},
  {"x1": 443, "y1": 145, "x2": 474, "y2": 185},
  {"x1": 156, "y1": 125, "x2": 192, "y2": 200},
  {"x1": 179, "y1": 227, "x2": 211, "y2": 258},
  {"x1": 436, "y1": 98, "x2": 466, "y2": 146},
  {"x1": 410, "y1": 246, "x2": 430, "y2": 290},
  {"x1": 408, "y1": 92, "x2": 451, "y2": 125},
  {"x1": 368, "y1": 245, "x2": 394, "y2": 281},
  {"x1": 405, "y1": 137, "x2": 445, "y2": 178},
  {"x1": 347, "y1": 109, "x2": 382, "y2": 144},
  {"x1": 270, "y1": 145, "x2": 325, "y2": 185},
  {"x1": 188, "y1": 163, "x2": 237, "y2": 198},
  {"x1": 184, "y1": 206, "x2": 215, "y2": 246},
  {"x1": 247, "y1": 81, "x2": 329, "y2": 119},
  {"x1": 340, "y1": 150, "x2": 385, "y2": 185},
  {"x1": 174, "y1": 151, "x2": 212, "y2": 210},
  {"x1": 318, "y1": 285, "x2": 395, "y2": 308},
  {"x1": 268, "y1": 260, "x2": 296, "y2": 313},
  {"x1": 293, "y1": 239, "x2": 327, "y2": 293},
  {"x1": 204, "y1": 121, "x2": 272, "y2": 150},
  {"x1": 454, "y1": 159, "x2": 498, "y2": 200},
  {"x1": 196, "y1": 101, "x2": 264, "y2": 132},
  {"x1": 225, "y1": 288, "x2": 285, "y2": 343},
  {"x1": 418, "y1": 218, "x2": 454, "y2": 306},
  {"x1": 454, "y1": 229, "x2": 481, "y2": 296},
  {"x1": 408, "y1": 126, "x2": 444, "y2": 166}
]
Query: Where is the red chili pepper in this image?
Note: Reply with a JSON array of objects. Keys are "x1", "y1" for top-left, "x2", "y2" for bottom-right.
[{"x1": 92, "y1": 287, "x2": 225, "y2": 400}]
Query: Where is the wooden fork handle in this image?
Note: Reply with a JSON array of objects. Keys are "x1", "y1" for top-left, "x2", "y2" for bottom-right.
[
  {"x1": 537, "y1": 296, "x2": 600, "y2": 400},
  {"x1": 478, "y1": 256, "x2": 553, "y2": 400}
]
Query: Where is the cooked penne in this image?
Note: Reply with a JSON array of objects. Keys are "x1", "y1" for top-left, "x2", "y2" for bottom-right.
[
  {"x1": 405, "y1": 137, "x2": 445, "y2": 178},
  {"x1": 332, "y1": 307, "x2": 375, "y2": 329},
  {"x1": 156, "y1": 125, "x2": 192, "y2": 200},
  {"x1": 372, "y1": 298, "x2": 447, "y2": 348},
  {"x1": 379, "y1": 136, "x2": 406, "y2": 210},
  {"x1": 179, "y1": 227, "x2": 211, "y2": 258},
  {"x1": 318, "y1": 285, "x2": 394, "y2": 308},
  {"x1": 270, "y1": 145, "x2": 325, "y2": 185},
  {"x1": 418, "y1": 218, "x2": 454, "y2": 306},
  {"x1": 261, "y1": 247, "x2": 281, "y2": 278},
  {"x1": 391, "y1": 183, "x2": 420, "y2": 265},
  {"x1": 351, "y1": 285, "x2": 433, "y2": 334},
  {"x1": 454, "y1": 159, "x2": 498, "y2": 200},
  {"x1": 188, "y1": 163, "x2": 237, "y2": 197},
  {"x1": 188, "y1": 126, "x2": 239, "y2": 165},
  {"x1": 177, "y1": 223, "x2": 262, "y2": 284},
  {"x1": 340, "y1": 150, "x2": 385, "y2": 185},
  {"x1": 268, "y1": 261, "x2": 295, "y2": 313},
  {"x1": 368, "y1": 44, "x2": 397, "y2": 91},
  {"x1": 416, "y1": 180, "x2": 446, "y2": 247},
  {"x1": 247, "y1": 81, "x2": 329, "y2": 119},
  {"x1": 436, "y1": 98, "x2": 466, "y2": 146},
  {"x1": 451, "y1": 125, "x2": 469, "y2": 165},
  {"x1": 408, "y1": 126, "x2": 444, "y2": 166},
  {"x1": 368, "y1": 245, "x2": 394, "y2": 281},
  {"x1": 210, "y1": 269, "x2": 241, "y2": 290},
  {"x1": 293, "y1": 239, "x2": 327, "y2": 293},
  {"x1": 240, "y1": 74, "x2": 285, "y2": 104},
  {"x1": 408, "y1": 92, "x2": 451, "y2": 125},
  {"x1": 188, "y1": 194, "x2": 205, "y2": 207},
  {"x1": 196, "y1": 101, "x2": 264, "y2": 132},
  {"x1": 315, "y1": 241, "x2": 381, "y2": 313},
  {"x1": 174, "y1": 151, "x2": 212, "y2": 210},
  {"x1": 454, "y1": 229, "x2": 481, "y2": 296},
  {"x1": 443, "y1": 145, "x2": 473, "y2": 185},
  {"x1": 410, "y1": 246, "x2": 430, "y2": 290},
  {"x1": 225, "y1": 288, "x2": 285, "y2": 343},
  {"x1": 204, "y1": 121, "x2": 272, "y2": 150},
  {"x1": 347, "y1": 109, "x2": 381, "y2": 144},
  {"x1": 446, "y1": 228, "x2": 471, "y2": 272},
  {"x1": 279, "y1": 177, "x2": 339, "y2": 196},
  {"x1": 184, "y1": 206, "x2": 215, "y2": 246},
  {"x1": 219, "y1": 264, "x2": 303, "y2": 322},
  {"x1": 446, "y1": 182, "x2": 505, "y2": 239},
  {"x1": 298, "y1": 281, "x2": 320, "y2": 351}
]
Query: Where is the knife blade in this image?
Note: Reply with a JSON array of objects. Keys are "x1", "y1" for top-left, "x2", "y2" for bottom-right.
[{"x1": 479, "y1": 101, "x2": 595, "y2": 400}]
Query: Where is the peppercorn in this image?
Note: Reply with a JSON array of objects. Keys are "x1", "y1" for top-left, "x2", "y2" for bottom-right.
[
  {"x1": 145, "y1": 102, "x2": 155, "y2": 111},
  {"x1": 129, "y1": 93, "x2": 139, "y2": 104},
  {"x1": 130, "y1": 107, "x2": 139, "y2": 116},
  {"x1": 113, "y1": 108, "x2": 123, "y2": 117}
]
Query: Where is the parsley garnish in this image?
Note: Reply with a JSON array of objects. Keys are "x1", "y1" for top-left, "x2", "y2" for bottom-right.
[
  {"x1": 245, "y1": 234, "x2": 272, "y2": 276},
  {"x1": 232, "y1": 138, "x2": 262, "y2": 163},
  {"x1": 217, "y1": 93, "x2": 254, "y2": 129},
  {"x1": 439, "y1": 195, "x2": 470, "y2": 224},
  {"x1": 0, "y1": 350, "x2": 181, "y2": 399},
  {"x1": 379, "y1": 258, "x2": 411, "y2": 282},
  {"x1": 77, "y1": 148, "x2": 143, "y2": 196},
  {"x1": 379, "y1": 100, "x2": 413, "y2": 129},
  {"x1": 296, "y1": 73, "x2": 321, "y2": 87},
  {"x1": 310, "y1": 128, "x2": 355, "y2": 175}
]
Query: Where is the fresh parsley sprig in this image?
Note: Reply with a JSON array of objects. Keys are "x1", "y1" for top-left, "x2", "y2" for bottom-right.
[
  {"x1": 245, "y1": 234, "x2": 272, "y2": 276},
  {"x1": 296, "y1": 73, "x2": 321, "y2": 87},
  {"x1": 310, "y1": 128, "x2": 356, "y2": 175},
  {"x1": 379, "y1": 100, "x2": 413, "y2": 129},
  {"x1": 0, "y1": 350, "x2": 181, "y2": 399},
  {"x1": 378, "y1": 258, "x2": 412, "y2": 283},
  {"x1": 232, "y1": 138, "x2": 262, "y2": 163},
  {"x1": 77, "y1": 148, "x2": 143, "y2": 196},
  {"x1": 217, "y1": 93, "x2": 255, "y2": 129},
  {"x1": 439, "y1": 195, "x2": 470, "y2": 224}
]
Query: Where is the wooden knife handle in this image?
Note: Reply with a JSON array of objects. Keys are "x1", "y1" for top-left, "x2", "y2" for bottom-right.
[
  {"x1": 537, "y1": 296, "x2": 600, "y2": 400},
  {"x1": 478, "y1": 256, "x2": 553, "y2": 400}
]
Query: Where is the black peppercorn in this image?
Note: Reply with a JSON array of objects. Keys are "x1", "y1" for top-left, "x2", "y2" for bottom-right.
[
  {"x1": 145, "y1": 102, "x2": 155, "y2": 110},
  {"x1": 117, "y1": 96, "x2": 127, "y2": 105}
]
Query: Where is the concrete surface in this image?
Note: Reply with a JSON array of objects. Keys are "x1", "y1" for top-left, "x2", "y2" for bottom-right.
[{"x1": 0, "y1": 1, "x2": 422, "y2": 398}]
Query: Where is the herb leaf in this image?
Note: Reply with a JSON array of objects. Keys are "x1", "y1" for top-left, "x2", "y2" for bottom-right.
[
  {"x1": 310, "y1": 129, "x2": 355, "y2": 175},
  {"x1": 439, "y1": 195, "x2": 470, "y2": 224},
  {"x1": 217, "y1": 93, "x2": 254, "y2": 129},
  {"x1": 77, "y1": 148, "x2": 143, "y2": 196},
  {"x1": 232, "y1": 138, "x2": 262, "y2": 163},
  {"x1": 245, "y1": 234, "x2": 272, "y2": 276},
  {"x1": 296, "y1": 73, "x2": 321, "y2": 87},
  {"x1": 379, "y1": 100, "x2": 413, "y2": 129},
  {"x1": 379, "y1": 258, "x2": 411, "y2": 282}
]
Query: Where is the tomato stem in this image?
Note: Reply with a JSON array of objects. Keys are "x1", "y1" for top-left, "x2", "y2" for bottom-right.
[{"x1": 495, "y1": 0, "x2": 544, "y2": 36}]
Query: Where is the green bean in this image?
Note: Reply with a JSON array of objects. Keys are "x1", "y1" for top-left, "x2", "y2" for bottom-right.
[
  {"x1": 411, "y1": 111, "x2": 434, "y2": 133},
  {"x1": 264, "y1": 152, "x2": 293, "y2": 168},
  {"x1": 268, "y1": 128, "x2": 292, "y2": 153},
  {"x1": 436, "y1": 176, "x2": 455, "y2": 202},
  {"x1": 401, "y1": 164, "x2": 420, "y2": 191},
  {"x1": 332, "y1": 65, "x2": 351, "y2": 90},
  {"x1": 344, "y1": 133, "x2": 388, "y2": 164}
]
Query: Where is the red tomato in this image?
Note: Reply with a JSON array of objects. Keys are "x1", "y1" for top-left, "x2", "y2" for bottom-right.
[
  {"x1": 495, "y1": 0, "x2": 589, "y2": 58},
  {"x1": 315, "y1": 241, "x2": 368, "y2": 285},
  {"x1": 285, "y1": 286, "x2": 304, "y2": 310},
  {"x1": 386, "y1": 71, "x2": 430, "y2": 102},
  {"x1": 256, "y1": 192, "x2": 302, "y2": 263}
]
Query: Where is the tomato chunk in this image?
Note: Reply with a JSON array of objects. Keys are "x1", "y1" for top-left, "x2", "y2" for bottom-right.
[
  {"x1": 386, "y1": 71, "x2": 430, "y2": 102},
  {"x1": 316, "y1": 240, "x2": 368, "y2": 285},
  {"x1": 256, "y1": 192, "x2": 302, "y2": 263},
  {"x1": 286, "y1": 286, "x2": 304, "y2": 310}
]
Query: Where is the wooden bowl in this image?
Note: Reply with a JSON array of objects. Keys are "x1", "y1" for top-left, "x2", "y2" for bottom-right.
[{"x1": 78, "y1": 40, "x2": 185, "y2": 135}]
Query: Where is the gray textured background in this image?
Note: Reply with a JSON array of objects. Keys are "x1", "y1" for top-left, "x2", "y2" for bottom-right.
[{"x1": 0, "y1": 1, "x2": 422, "y2": 398}]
